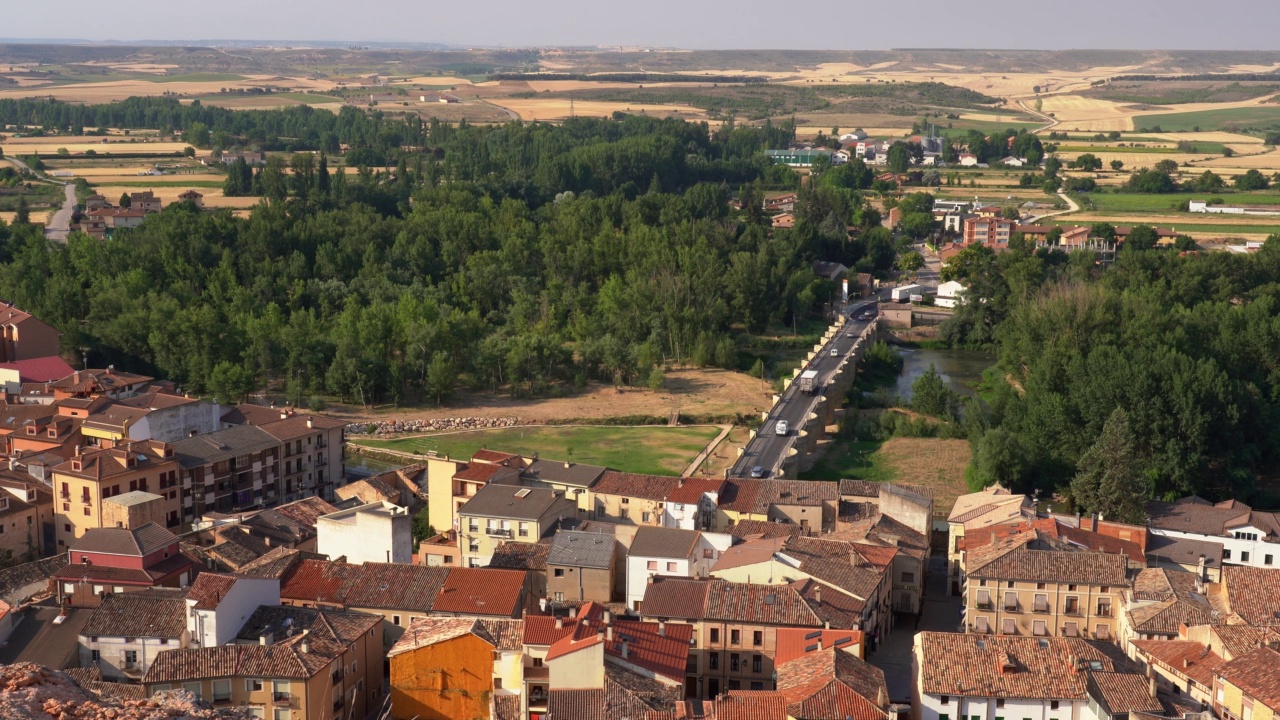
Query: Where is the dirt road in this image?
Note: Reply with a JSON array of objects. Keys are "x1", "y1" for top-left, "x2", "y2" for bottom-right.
[{"x1": 44, "y1": 184, "x2": 76, "y2": 242}]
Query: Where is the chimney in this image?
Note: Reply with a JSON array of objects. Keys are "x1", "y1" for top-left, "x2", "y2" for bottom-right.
[
  {"x1": 1197, "y1": 555, "x2": 1207, "y2": 594},
  {"x1": 1149, "y1": 675, "x2": 1157, "y2": 698},
  {"x1": 814, "y1": 586, "x2": 821, "y2": 604},
  {"x1": 621, "y1": 641, "x2": 630, "y2": 660},
  {"x1": 817, "y1": 636, "x2": 823, "y2": 651},
  {"x1": 564, "y1": 461, "x2": 570, "y2": 469},
  {"x1": 555, "y1": 616, "x2": 564, "y2": 630},
  {"x1": 306, "y1": 419, "x2": 313, "y2": 429},
  {"x1": 659, "y1": 621, "x2": 666, "y2": 636},
  {"x1": 604, "y1": 610, "x2": 612, "y2": 624},
  {"x1": 606, "y1": 626, "x2": 614, "y2": 642},
  {"x1": 300, "y1": 641, "x2": 309, "y2": 653}
]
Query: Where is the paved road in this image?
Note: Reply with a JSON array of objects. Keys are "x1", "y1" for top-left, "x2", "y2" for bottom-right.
[
  {"x1": 869, "y1": 558, "x2": 963, "y2": 703},
  {"x1": 44, "y1": 184, "x2": 76, "y2": 241},
  {"x1": 731, "y1": 298, "x2": 879, "y2": 478}
]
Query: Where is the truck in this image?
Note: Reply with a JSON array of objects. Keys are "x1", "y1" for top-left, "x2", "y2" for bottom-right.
[
  {"x1": 797, "y1": 369, "x2": 820, "y2": 394},
  {"x1": 891, "y1": 284, "x2": 922, "y2": 303}
]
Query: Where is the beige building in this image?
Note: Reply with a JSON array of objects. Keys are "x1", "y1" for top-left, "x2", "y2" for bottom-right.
[
  {"x1": 1118, "y1": 566, "x2": 1213, "y2": 652},
  {"x1": 964, "y1": 546, "x2": 1128, "y2": 642},
  {"x1": 51, "y1": 441, "x2": 181, "y2": 550},
  {"x1": 144, "y1": 605, "x2": 384, "y2": 720},
  {"x1": 1213, "y1": 645, "x2": 1280, "y2": 720},
  {"x1": 424, "y1": 454, "x2": 520, "y2": 539},
  {"x1": 457, "y1": 483, "x2": 575, "y2": 567},
  {"x1": 947, "y1": 485, "x2": 1033, "y2": 595},
  {"x1": 0, "y1": 470, "x2": 52, "y2": 560}
]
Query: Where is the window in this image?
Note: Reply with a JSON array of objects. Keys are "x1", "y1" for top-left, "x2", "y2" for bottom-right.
[
  {"x1": 274, "y1": 711, "x2": 290, "y2": 720},
  {"x1": 753, "y1": 631, "x2": 763, "y2": 647},
  {"x1": 704, "y1": 548, "x2": 714, "y2": 559},
  {"x1": 554, "y1": 569, "x2": 565, "y2": 577},
  {"x1": 997, "y1": 700, "x2": 1005, "y2": 709},
  {"x1": 392, "y1": 615, "x2": 401, "y2": 626},
  {"x1": 90, "y1": 650, "x2": 100, "y2": 662},
  {"x1": 667, "y1": 562, "x2": 677, "y2": 572},
  {"x1": 1067, "y1": 584, "x2": 1077, "y2": 592},
  {"x1": 494, "y1": 678, "x2": 502, "y2": 690},
  {"x1": 1033, "y1": 620, "x2": 1047, "y2": 636},
  {"x1": 710, "y1": 629, "x2": 720, "y2": 643},
  {"x1": 976, "y1": 590, "x2": 991, "y2": 607},
  {"x1": 621, "y1": 498, "x2": 629, "y2": 505},
  {"x1": 1268, "y1": 555, "x2": 1275, "y2": 566},
  {"x1": 1064, "y1": 622, "x2": 1078, "y2": 638},
  {"x1": 730, "y1": 653, "x2": 740, "y2": 672},
  {"x1": 123, "y1": 650, "x2": 138, "y2": 665},
  {"x1": 181, "y1": 683, "x2": 200, "y2": 700},
  {"x1": 1095, "y1": 624, "x2": 1110, "y2": 640},
  {"x1": 1002, "y1": 618, "x2": 1016, "y2": 635},
  {"x1": 1050, "y1": 701, "x2": 1060, "y2": 710},
  {"x1": 940, "y1": 715, "x2": 950, "y2": 720},
  {"x1": 246, "y1": 679, "x2": 263, "y2": 692},
  {"x1": 519, "y1": 523, "x2": 529, "y2": 538},
  {"x1": 752, "y1": 655, "x2": 762, "y2": 673},
  {"x1": 1224, "y1": 549, "x2": 1232, "y2": 560},
  {"x1": 728, "y1": 680, "x2": 740, "y2": 691},
  {"x1": 248, "y1": 710, "x2": 265, "y2": 719},
  {"x1": 1034, "y1": 594, "x2": 1049, "y2": 613},
  {"x1": 212, "y1": 680, "x2": 231, "y2": 702},
  {"x1": 1004, "y1": 591, "x2": 1018, "y2": 611},
  {"x1": 709, "y1": 652, "x2": 719, "y2": 670},
  {"x1": 750, "y1": 681, "x2": 764, "y2": 691},
  {"x1": 941, "y1": 696, "x2": 950, "y2": 706},
  {"x1": 975, "y1": 617, "x2": 990, "y2": 634},
  {"x1": 647, "y1": 561, "x2": 658, "y2": 571},
  {"x1": 901, "y1": 572, "x2": 915, "y2": 583},
  {"x1": 731, "y1": 629, "x2": 741, "y2": 645},
  {"x1": 533, "y1": 657, "x2": 544, "y2": 668},
  {"x1": 1036, "y1": 583, "x2": 1046, "y2": 590},
  {"x1": 642, "y1": 512, "x2": 651, "y2": 523},
  {"x1": 978, "y1": 579, "x2": 986, "y2": 587},
  {"x1": 1242, "y1": 551, "x2": 1251, "y2": 563}
]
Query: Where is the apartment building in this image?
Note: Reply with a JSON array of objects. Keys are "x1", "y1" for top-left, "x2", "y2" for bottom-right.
[
  {"x1": 144, "y1": 605, "x2": 384, "y2": 720},
  {"x1": 522, "y1": 457, "x2": 606, "y2": 513},
  {"x1": 626, "y1": 527, "x2": 732, "y2": 611},
  {"x1": 1213, "y1": 645, "x2": 1280, "y2": 720},
  {"x1": 962, "y1": 217, "x2": 1016, "y2": 247},
  {"x1": 1147, "y1": 497, "x2": 1280, "y2": 569},
  {"x1": 0, "y1": 469, "x2": 52, "y2": 559},
  {"x1": 1118, "y1": 566, "x2": 1213, "y2": 651},
  {"x1": 640, "y1": 576, "x2": 827, "y2": 699},
  {"x1": 424, "y1": 454, "x2": 521, "y2": 537},
  {"x1": 457, "y1": 483, "x2": 575, "y2": 567},
  {"x1": 947, "y1": 485, "x2": 1034, "y2": 595},
  {"x1": 715, "y1": 479, "x2": 840, "y2": 534},
  {"x1": 50, "y1": 441, "x2": 181, "y2": 548},
  {"x1": 964, "y1": 546, "x2": 1128, "y2": 642},
  {"x1": 546, "y1": 529, "x2": 618, "y2": 604},
  {"x1": 53, "y1": 523, "x2": 195, "y2": 607},
  {"x1": 173, "y1": 425, "x2": 281, "y2": 520}
]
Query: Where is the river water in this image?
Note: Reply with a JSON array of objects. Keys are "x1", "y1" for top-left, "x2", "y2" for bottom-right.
[
  {"x1": 344, "y1": 453, "x2": 403, "y2": 480},
  {"x1": 892, "y1": 345, "x2": 995, "y2": 401}
]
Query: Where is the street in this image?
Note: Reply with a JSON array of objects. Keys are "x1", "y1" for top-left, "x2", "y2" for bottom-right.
[
  {"x1": 2, "y1": 156, "x2": 74, "y2": 242},
  {"x1": 869, "y1": 558, "x2": 963, "y2": 703},
  {"x1": 731, "y1": 297, "x2": 879, "y2": 478}
]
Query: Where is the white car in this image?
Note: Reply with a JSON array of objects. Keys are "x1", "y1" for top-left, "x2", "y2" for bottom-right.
[
  {"x1": 775, "y1": 420, "x2": 789, "y2": 436},
  {"x1": 830, "y1": 347, "x2": 839, "y2": 357}
]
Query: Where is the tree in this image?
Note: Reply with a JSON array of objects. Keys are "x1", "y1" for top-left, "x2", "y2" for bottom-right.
[
  {"x1": 1126, "y1": 169, "x2": 1176, "y2": 193},
  {"x1": 14, "y1": 196, "x2": 29, "y2": 225},
  {"x1": 425, "y1": 352, "x2": 457, "y2": 405},
  {"x1": 897, "y1": 251, "x2": 925, "y2": 273},
  {"x1": 968, "y1": 428, "x2": 1031, "y2": 491},
  {"x1": 1069, "y1": 408, "x2": 1148, "y2": 524},
  {"x1": 1109, "y1": 160, "x2": 1124, "y2": 171},
  {"x1": 119, "y1": 192, "x2": 131, "y2": 208},
  {"x1": 1072, "y1": 153, "x2": 1102, "y2": 172},
  {"x1": 1124, "y1": 225, "x2": 1160, "y2": 251},
  {"x1": 1154, "y1": 159, "x2": 1180, "y2": 175},
  {"x1": 887, "y1": 142, "x2": 911, "y2": 174},
  {"x1": 900, "y1": 212, "x2": 935, "y2": 241},
  {"x1": 647, "y1": 365, "x2": 665, "y2": 392},
  {"x1": 410, "y1": 507, "x2": 435, "y2": 550},
  {"x1": 1222, "y1": 147, "x2": 1235, "y2": 158},
  {"x1": 1236, "y1": 169, "x2": 1269, "y2": 191},
  {"x1": 911, "y1": 364, "x2": 957, "y2": 418},
  {"x1": 1191, "y1": 170, "x2": 1225, "y2": 193},
  {"x1": 208, "y1": 361, "x2": 253, "y2": 404}
]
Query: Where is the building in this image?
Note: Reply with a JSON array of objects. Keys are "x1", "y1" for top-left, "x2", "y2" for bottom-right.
[
  {"x1": 1189, "y1": 200, "x2": 1280, "y2": 216},
  {"x1": 1214, "y1": 565, "x2": 1280, "y2": 626},
  {"x1": 53, "y1": 523, "x2": 195, "y2": 607},
  {"x1": 832, "y1": 511, "x2": 930, "y2": 614},
  {"x1": 776, "y1": 647, "x2": 890, "y2": 720},
  {"x1": 911, "y1": 632, "x2": 1161, "y2": 720},
  {"x1": 0, "y1": 303, "x2": 61, "y2": 363},
  {"x1": 129, "y1": 191, "x2": 163, "y2": 213},
  {"x1": 176, "y1": 190, "x2": 204, "y2": 208},
  {"x1": 963, "y1": 217, "x2": 1017, "y2": 248},
  {"x1": 77, "y1": 587, "x2": 189, "y2": 681},
  {"x1": 0, "y1": 470, "x2": 52, "y2": 560},
  {"x1": 765, "y1": 149, "x2": 834, "y2": 167},
  {"x1": 964, "y1": 545, "x2": 1128, "y2": 641},
  {"x1": 488, "y1": 539, "x2": 551, "y2": 601},
  {"x1": 1118, "y1": 566, "x2": 1213, "y2": 651},
  {"x1": 388, "y1": 616, "x2": 524, "y2": 720},
  {"x1": 947, "y1": 485, "x2": 1034, "y2": 595},
  {"x1": 522, "y1": 458, "x2": 606, "y2": 514},
  {"x1": 317, "y1": 500, "x2": 412, "y2": 565},
  {"x1": 626, "y1": 527, "x2": 732, "y2": 611},
  {"x1": 937, "y1": 280, "x2": 967, "y2": 309},
  {"x1": 546, "y1": 529, "x2": 618, "y2": 604},
  {"x1": 144, "y1": 605, "x2": 384, "y2": 720},
  {"x1": 1131, "y1": 628, "x2": 1225, "y2": 707},
  {"x1": 1145, "y1": 534, "x2": 1224, "y2": 582},
  {"x1": 425, "y1": 454, "x2": 521, "y2": 539},
  {"x1": 109, "y1": 390, "x2": 223, "y2": 443},
  {"x1": 1146, "y1": 497, "x2": 1280, "y2": 569},
  {"x1": 51, "y1": 441, "x2": 182, "y2": 548},
  {"x1": 457, "y1": 483, "x2": 575, "y2": 567},
  {"x1": 1212, "y1": 645, "x2": 1280, "y2": 720},
  {"x1": 640, "y1": 576, "x2": 829, "y2": 698},
  {"x1": 716, "y1": 479, "x2": 840, "y2": 534},
  {"x1": 185, "y1": 572, "x2": 282, "y2": 648}
]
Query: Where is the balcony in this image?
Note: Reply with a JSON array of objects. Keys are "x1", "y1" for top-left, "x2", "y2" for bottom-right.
[
  {"x1": 273, "y1": 693, "x2": 293, "y2": 705},
  {"x1": 528, "y1": 687, "x2": 549, "y2": 710},
  {"x1": 486, "y1": 528, "x2": 513, "y2": 539},
  {"x1": 1064, "y1": 605, "x2": 1081, "y2": 616},
  {"x1": 1096, "y1": 607, "x2": 1113, "y2": 618},
  {"x1": 976, "y1": 601, "x2": 993, "y2": 611},
  {"x1": 524, "y1": 666, "x2": 549, "y2": 681},
  {"x1": 1004, "y1": 604, "x2": 1019, "y2": 613}
]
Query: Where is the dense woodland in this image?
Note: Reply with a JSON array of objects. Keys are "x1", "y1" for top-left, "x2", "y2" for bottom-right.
[
  {"x1": 940, "y1": 237, "x2": 1280, "y2": 509},
  {"x1": 0, "y1": 110, "x2": 894, "y2": 410}
]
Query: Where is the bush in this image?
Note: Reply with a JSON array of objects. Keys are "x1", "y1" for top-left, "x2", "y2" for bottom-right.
[
  {"x1": 647, "y1": 366, "x2": 665, "y2": 392},
  {"x1": 308, "y1": 395, "x2": 327, "y2": 411}
]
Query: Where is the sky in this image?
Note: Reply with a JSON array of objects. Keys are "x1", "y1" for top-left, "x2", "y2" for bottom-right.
[{"x1": 4, "y1": 0, "x2": 1278, "y2": 50}]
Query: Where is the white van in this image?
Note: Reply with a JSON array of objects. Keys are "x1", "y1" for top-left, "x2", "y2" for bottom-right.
[{"x1": 775, "y1": 420, "x2": 789, "y2": 436}]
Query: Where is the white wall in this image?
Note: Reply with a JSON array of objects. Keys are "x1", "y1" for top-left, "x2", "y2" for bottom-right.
[
  {"x1": 1148, "y1": 525, "x2": 1277, "y2": 568},
  {"x1": 917, "y1": 691, "x2": 1089, "y2": 720},
  {"x1": 187, "y1": 576, "x2": 281, "y2": 647},
  {"x1": 79, "y1": 633, "x2": 186, "y2": 681},
  {"x1": 628, "y1": 554, "x2": 691, "y2": 611},
  {"x1": 317, "y1": 502, "x2": 413, "y2": 565},
  {"x1": 134, "y1": 401, "x2": 223, "y2": 443}
]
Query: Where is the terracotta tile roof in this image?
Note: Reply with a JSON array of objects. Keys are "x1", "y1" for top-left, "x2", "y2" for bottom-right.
[
  {"x1": 704, "y1": 579, "x2": 823, "y2": 627},
  {"x1": 592, "y1": 471, "x2": 684, "y2": 501},
  {"x1": 968, "y1": 547, "x2": 1128, "y2": 586},
  {"x1": 80, "y1": 588, "x2": 188, "y2": 638},
  {"x1": 775, "y1": 628, "x2": 864, "y2": 664},
  {"x1": 839, "y1": 480, "x2": 880, "y2": 498},
  {"x1": 548, "y1": 665, "x2": 681, "y2": 720},
  {"x1": 776, "y1": 647, "x2": 888, "y2": 720},
  {"x1": 631, "y1": 527, "x2": 701, "y2": 559},
  {"x1": 711, "y1": 536, "x2": 789, "y2": 572},
  {"x1": 666, "y1": 477, "x2": 726, "y2": 505},
  {"x1": 1088, "y1": 671, "x2": 1164, "y2": 715},
  {"x1": 489, "y1": 541, "x2": 551, "y2": 571},
  {"x1": 1222, "y1": 566, "x2": 1280, "y2": 626},
  {"x1": 278, "y1": 560, "x2": 450, "y2": 611},
  {"x1": 719, "y1": 479, "x2": 837, "y2": 515},
  {"x1": 639, "y1": 577, "x2": 713, "y2": 619},
  {"x1": 793, "y1": 579, "x2": 866, "y2": 630},
  {"x1": 432, "y1": 567, "x2": 525, "y2": 617},
  {"x1": 1131, "y1": 640, "x2": 1224, "y2": 688},
  {"x1": 387, "y1": 616, "x2": 525, "y2": 657},
  {"x1": 477, "y1": 618, "x2": 525, "y2": 651},
  {"x1": 917, "y1": 633, "x2": 1144, "y2": 701},
  {"x1": 1054, "y1": 523, "x2": 1145, "y2": 564},
  {"x1": 1125, "y1": 568, "x2": 1213, "y2": 634},
  {"x1": 186, "y1": 573, "x2": 239, "y2": 610},
  {"x1": 237, "y1": 547, "x2": 324, "y2": 579},
  {"x1": 0, "y1": 555, "x2": 68, "y2": 602},
  {"x1": 730, "y1": 519, "x2": 809, "y2": 541},
  {"x1": 494, "y1": 694, "x2": 522, "y2": 720},
  {"x1": 1210, "y1": 625, "x2": 1280, "y2": 659},
  {"x1": 948, "y1": 486, "x2": 1029, "y2": 524},
  {"x1": 471, "y1": 449, "x2": 524, "y2": 467},
  {"x1": 453, "y1": 462, "x2": 510, "y2": 482},
  {"x1": 715, "y1": 691, "x2": 790, "y2": 720},
  {"x1": 1146, "y1": 498, "x2": 1262, "y2": 537},
  {"x1": 1215, "y1": 645, "x2": 1280, "y2": 710}
]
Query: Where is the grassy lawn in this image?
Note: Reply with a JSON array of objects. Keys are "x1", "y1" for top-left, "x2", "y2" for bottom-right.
[
  {"x1": 1051, "y1": 217, "x2": 1280, "y2": 235},
  {"x1": 1135, "y1": 107, "x2": 1280, "y2": 132},
  {"x1": 1076, "y1": 192, "x2": 1280, "y2": 213},
  {"x1": 352, "y1": 425, "x2": 722, "y2": 476},
  {"x1": 801, "y1": 439, "x2": 896, "y2": 483}
]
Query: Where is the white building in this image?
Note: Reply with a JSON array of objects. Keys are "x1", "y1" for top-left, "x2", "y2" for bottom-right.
[
  {"x1": 1189, "y1": 200, "x2": 1280, "y2": 216},
  {"x1": 78, "y1": 588, "x2": 190, "y2": 681},
  {"x1": 625, "y1": 527, "x2": 733, "y2": 611},
  {"x1": 185, "y1": 573, "x2": 280, "y2": 648},
  {"x1": 317, "y1": 500, "x2": 412, "y2": 565},
  {"x1": 936, "y1": 281, "x2": 967, "y2": 309},
  {"x1": 912, "y1": 632, "x2": 1161, "y2": 720},
  {"x1": 661, "y1": 478, "x2": 725, "y2": 531},
  {"x1": 1147, "y1": 497, "x2": 1280, "y2": 569}
]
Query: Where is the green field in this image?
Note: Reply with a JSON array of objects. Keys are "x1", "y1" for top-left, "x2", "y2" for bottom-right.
[
  {"x1": 1135, "y1": 107, "x2": 1280, "y2": 132},
  {"x1": 1051, "y1": 217, "x2": 1280, "y2": 235},
  {"x1": 353, "y1": 425, "x2": 722, "y2": 476},
  {"x1": 799, "y1": 439, "x2": 895, "y2": 482},
  {"x1": 1077, "y1": 192, "x2": 1280, "y2": 212}
]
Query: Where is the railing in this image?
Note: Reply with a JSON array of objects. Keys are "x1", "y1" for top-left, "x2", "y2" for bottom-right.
[
  {"x1": 1033, "y1": 605, "x2": 1050, "y2": 614},
  {"x1": 1096, "y1": 607, "x2": 1113, "y2": 617},
  {"x1": 1064, "y1": 606, "x2": 1081, "y2": 616},
  {"x1": 273, "y1": 692, "x2": 293, "y2": 705},
  {"x1": 486, "y1": 528, "x2": 513, "y2": 538},
  {"x1": 976, "y1": 601, "x2": 993, "y2": 610},
  {"x1": 1004, "y1": 603, "x2": 1019, "y2": 612}
]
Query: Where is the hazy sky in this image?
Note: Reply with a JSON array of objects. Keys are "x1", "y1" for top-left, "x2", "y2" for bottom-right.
[{"x1": 5, "y1": 0, "x2": 1278, "y2": 49}]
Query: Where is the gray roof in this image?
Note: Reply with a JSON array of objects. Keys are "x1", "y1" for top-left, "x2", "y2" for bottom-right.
[
  {"x1": 524, "y1": 458, "x2": 607, "y2": 489},
  {"x1": 80, "y1": 588, "x2": 188, "y2": 638},
  {"x1": 547, "y1": 531, "x2": 616, "y2": 570},
  {"x1": 72, "y1": 522, "x2": 177, "y2": 557},
  {"x1": 458, "y1": 483, "x2": 575, "y2": 522},
  {"x1": 172, "y1": 424, "x2": 279, "y2": 468},
  {"x1": 103, "y1": 490, "x2": 162, "y2": 508},
  {"x1": 1146, "y1": 533, "x2": 1225, "y2": 568},
  {"x1": 629, "y1": 527, "x2": 700, "y2": 560}
]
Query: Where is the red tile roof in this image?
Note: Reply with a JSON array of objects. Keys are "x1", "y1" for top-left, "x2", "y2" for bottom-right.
[
  {"x1": 0, "y1": 357, "x2": 75, "y2": 383},
  {"x1": 1131, "y1": 640, "x2": 1224, "y2": 688},
  {"x1": 432, "y1": 567, "x2": 525, "y2": 617},
  {"x1": 186, "y1": 573, "x2": 239, "y2": 610},
  {"x1": 666, "y1": 477, "x2": 726, "y2": 505},
  {"x1": 1222, "y1": 566, "x2": 1280, "y2": 626},
  {"x1": 1216, "y1": 645, "x2": 1280, "y2": 710},
  {"x1": 916, "y1": 633, "x2": 1140, "y2": 700},
  {"x1": 591, "y1": 471, "x2": 684, "y2": 501},
  {"x1": 471, "y1": 449, "x2": 524, "y2": 467},
  {"x1": 775, "y1": 628, "x2": 864, "y2": 664},
  {"x1": 453, "y1": 462, "x2": 510, "y2": 482}
]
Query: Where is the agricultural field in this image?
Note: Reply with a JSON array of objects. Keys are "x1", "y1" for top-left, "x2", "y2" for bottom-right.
[
  {"x1": 353, "y1": 424, "x2": 722, "y2": 477},
  {"x1": 801, "y1": 436, "x2": 971, "y2": 517},
  {"x1": 1134, "y1": 105, "x2": 1280, "y2": 132},
  {"x1": 0, "y1": 135, "x2": 192, "y2": 156},
  {"x1": 1083, "y1": 80, "x2": 1280, "y2": 105}
]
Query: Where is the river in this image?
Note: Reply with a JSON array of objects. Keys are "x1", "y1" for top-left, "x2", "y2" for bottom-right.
[
  {"x1": 344, "y1": 453, "x2": 403, "y2": 481},
  {"x1": 892, "y1": 345, "x2": 995, "y2": 401}
]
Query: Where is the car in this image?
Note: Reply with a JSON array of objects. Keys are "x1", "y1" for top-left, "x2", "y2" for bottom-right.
[
  {"x1": 830, "y1": 347, "x2": 839, "y2": 357},
  {"x1": 775, "y1": 420, "x2": 789, "y2": 436},
  {"x1": 750, "y1": 466, "x2": 766, "y2": 478}
]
